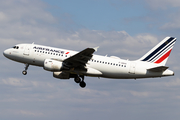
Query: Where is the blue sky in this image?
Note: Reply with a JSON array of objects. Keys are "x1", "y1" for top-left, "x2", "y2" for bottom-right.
[
  {"x1": 0, "y1": 0, "x2": 180, "y2": 120},
  {"x1": 42, "y1": 0, "x2": 151, "y2": 34},
  {"x1": 42, "y1": 0, "x2": 180, "y2": 36}
]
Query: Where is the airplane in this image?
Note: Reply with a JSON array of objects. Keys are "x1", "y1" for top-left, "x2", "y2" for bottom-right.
[{"x1": 3, "y1": 37, "x2": 176, "y2": 88}]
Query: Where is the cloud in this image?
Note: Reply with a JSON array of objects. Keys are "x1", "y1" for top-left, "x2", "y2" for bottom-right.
[
  {"x1": 160, "y1": 10, "x2": 180, "y2": 30},
  {"x1": 0, "y1": 0, "x2": 57, "y2": 47},
  {"x1": 129, "y1": 90, "x2": 149, "y2": 97},
  {"x1": 8, "y1": 109, "x2": 44, "y2": 117},
  {"x1": 0, "y1": 0, "x2": 56, "y2": 24},
  {"x1": 51, "y1": 29, "x2": 158, "y2": 60},
  {"x1": 19, "y1": 110, "x2": 44, "y2": 117},
  {"x1": 0, "y1": 0, "x2": 160, "y2": 61},
  {"x1": 141, "y1": 0, "x2": 180, "y2": 31},
  {"x1": 146, "y1": 0, "x2": 180, "y2": 9},
  {"x1": 0, "y1": 11, "x2": 8, "y2": 21},
  {"x1": 1, "y1": 77, "x2": 28, "y2": 86}
]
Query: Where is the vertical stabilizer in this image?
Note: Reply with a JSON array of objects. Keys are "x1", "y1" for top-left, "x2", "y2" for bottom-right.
[{"x1": 138, "y1": 37, "x2": 176, "y2": 66}]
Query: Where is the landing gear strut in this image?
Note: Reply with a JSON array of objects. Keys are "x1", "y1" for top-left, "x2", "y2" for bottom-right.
[
  {"x1": 74, "y1": 75, "x2": 86, "y2": 88},
  {"x1": 79, "y1": 75, "x2": 86, "y2": 88},
  {"x1": 22, "y1": 63, "x2": 29, "y2": 75}
]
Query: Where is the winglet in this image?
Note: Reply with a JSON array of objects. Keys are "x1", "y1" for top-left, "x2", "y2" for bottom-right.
[{"x1": 93, "y1": 46, "x2": 99, "y2": 52}]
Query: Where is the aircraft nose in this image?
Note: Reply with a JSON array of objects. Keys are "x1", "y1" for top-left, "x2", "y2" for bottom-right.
[{"x1": 3, "y1": 49, "x2": 11, "y2": 58}]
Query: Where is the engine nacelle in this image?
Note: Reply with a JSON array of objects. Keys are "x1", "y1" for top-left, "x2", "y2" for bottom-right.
[
  {"x1": 53, "y1": 71, "x2": 70, "y2": 79},
  {"x1": 44, "y1": 59, "x2": 63, "y2": 72}
]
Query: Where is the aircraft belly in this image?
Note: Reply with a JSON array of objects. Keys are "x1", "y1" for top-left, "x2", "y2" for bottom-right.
[
  {"x1": 83, "y1": 67, "x2": 102, "y2": 76},
  {"x1": 91, "y1": 64, "x2": 130, "y2": 78}
]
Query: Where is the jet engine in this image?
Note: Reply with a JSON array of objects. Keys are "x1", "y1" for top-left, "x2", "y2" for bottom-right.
[{"x1": 44, "y1": 59, "x2": 63, "y2": 72}]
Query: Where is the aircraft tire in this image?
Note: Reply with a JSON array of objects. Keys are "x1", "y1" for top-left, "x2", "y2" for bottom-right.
[
  {"x1": 22, "y1": 70, "x2": 27, "y2": 75},
  {"x1": 74, "y1": 77, "x2": 81, "y2": 83},
  {"x1": 79, "y1": 81, "x2": 86, "y2": 88}
]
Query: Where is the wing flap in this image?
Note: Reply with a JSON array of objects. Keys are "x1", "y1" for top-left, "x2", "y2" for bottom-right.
[{"x1": 147, "y1": 66, "x2": 169, "y2": 72}]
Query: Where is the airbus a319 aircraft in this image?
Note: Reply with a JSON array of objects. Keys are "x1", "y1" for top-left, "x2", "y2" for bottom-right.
[{"x1": 3, "y1": 37, "x2": 176, "y2": 88}]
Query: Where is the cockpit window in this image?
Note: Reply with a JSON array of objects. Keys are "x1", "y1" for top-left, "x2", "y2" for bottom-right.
[{"x1": 13, "y1": 46, "x2": 19, "y2": 49}]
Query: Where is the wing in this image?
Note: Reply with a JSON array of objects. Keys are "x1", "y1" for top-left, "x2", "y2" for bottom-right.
[{"x1": 62, "y1": 47, "x2": 98, "y2": 70}]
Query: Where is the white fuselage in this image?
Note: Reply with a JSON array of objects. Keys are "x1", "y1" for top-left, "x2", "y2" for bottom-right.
[{"x1": 3, "y1": 43, "x2": 174, "y2": 79}]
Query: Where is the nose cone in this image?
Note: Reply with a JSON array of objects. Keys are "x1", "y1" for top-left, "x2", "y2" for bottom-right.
[{"x1": 3, "y1": 49, "x2": 11, "y2": 58}]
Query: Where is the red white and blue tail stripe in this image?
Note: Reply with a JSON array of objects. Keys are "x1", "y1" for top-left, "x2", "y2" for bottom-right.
[{"x1": 139, "y1": 37, "x2": 176, "y2": 65}]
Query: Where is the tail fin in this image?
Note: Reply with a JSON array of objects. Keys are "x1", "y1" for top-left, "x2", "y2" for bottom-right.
[{"x1": 138, "y1": 37, "x2": 176, "y2": 66}]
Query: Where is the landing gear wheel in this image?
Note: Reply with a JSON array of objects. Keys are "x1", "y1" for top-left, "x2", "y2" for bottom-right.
[
  {"x1": 22, "y1": 63, "x2": 29, "y2": 75},
  {"x1": 22, "y1": 70, "x2": 27, "y2": 75},
  {"x1": 79, "y1": 81, "x2": 86, "y2": 88},
  {"x1": 74, "y1": 77, "x2": 81, "y2": 83}
]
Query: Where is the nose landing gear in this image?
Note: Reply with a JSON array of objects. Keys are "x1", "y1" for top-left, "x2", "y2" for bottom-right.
[{"x1": 22, "y1": 63, "x2": 29, "y2": 75}]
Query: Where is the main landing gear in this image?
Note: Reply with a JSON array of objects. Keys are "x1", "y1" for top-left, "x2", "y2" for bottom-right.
[
  {"x1": 22, "y1": 63, "x2": 29, "y2": 75},
  {"x1": 74, "y1": 75, "x2": 86, "y2": 88}
]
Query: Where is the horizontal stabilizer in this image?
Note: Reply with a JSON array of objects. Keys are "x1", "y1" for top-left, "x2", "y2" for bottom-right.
[{"x1": 147, "y1": 66, "x2": 169, "y2": 72}]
